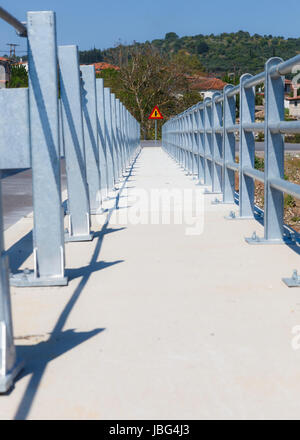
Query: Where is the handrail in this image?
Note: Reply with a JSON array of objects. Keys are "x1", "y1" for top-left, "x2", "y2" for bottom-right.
[
  {"x1": 0, "y1": 6, "x2": 27, "y2": 37},
  {"x1": 162, "y1": 54, "x2": 300, "y2": 288}
]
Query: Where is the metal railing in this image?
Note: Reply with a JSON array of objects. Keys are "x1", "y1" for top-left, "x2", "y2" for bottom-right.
[
  {"x1": 162, "y1": 55, "x2": 300, "y2": 287},
  {"x1": 0, "y1": 8, "x2": 140, "y2": 392},
  {"x1": 0, "y1": 6, "x2": 27, "y2": 36}
]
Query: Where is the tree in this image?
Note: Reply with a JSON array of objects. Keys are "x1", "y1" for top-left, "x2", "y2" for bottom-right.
[
  {"x1": 83, "y1": 31, "x2": 300, "y2": 79},
  {"x1": 171, "y1": 50, "x2": 205, "y2": 74},
  {"x1": 79, "y1": 47, "x2": 103, "y2": 64},
  {"x1": 196, "y1": 41, "x2": 209, "y2": 54},
  {"x1": 99, "y1": 44, "x2": 201, "y2": 138},
  {"x1": 165, "y1": 32, "x2": 179, "y2": 42},
  {"x1": 119, "y1": 45, "x2": 184, "y2": 137},
  {"x1": 96, "y1": 68, "x2": 121, "y2": 91},
  {"x1": 8, "y1": 65, "x2": 28, "y2": 88}
]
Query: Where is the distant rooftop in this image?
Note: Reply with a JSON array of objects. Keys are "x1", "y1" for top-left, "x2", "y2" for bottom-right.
[
  {"x1": 187, "y1": 75, "x2": 227, "y2": 91},
  {"x1": 90, "y1": 62, "x2": 120, "y2": 72}
]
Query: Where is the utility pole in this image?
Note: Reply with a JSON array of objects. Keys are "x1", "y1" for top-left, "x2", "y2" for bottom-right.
[{"x1": 6, "y1": 43, "x2": 19, "y2": 59}]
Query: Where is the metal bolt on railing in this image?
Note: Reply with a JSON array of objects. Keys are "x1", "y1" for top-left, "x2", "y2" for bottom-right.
[
  {"x1": 250, "y1": 231, "x2": 259, "y2": 242},
  {"x1": 224, "y1": 210, "x2": 236, "y2": 220}
]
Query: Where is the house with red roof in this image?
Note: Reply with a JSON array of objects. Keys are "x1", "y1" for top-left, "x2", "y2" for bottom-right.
[
  {"x1": 187, "y1": 75, "x2": 227, "y2": 99},
  {"x1": 89, "y1": 62, "x2": 120, "y2": 74}
]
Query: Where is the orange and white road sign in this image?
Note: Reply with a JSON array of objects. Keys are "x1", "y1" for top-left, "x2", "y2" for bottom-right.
[{"x1": 148, "y1": 105, "x2": 164, "y2": 120}]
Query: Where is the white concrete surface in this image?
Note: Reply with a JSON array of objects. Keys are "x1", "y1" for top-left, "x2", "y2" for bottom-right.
[{"x1": 1, "y1": 147, "x2": 300, "y2": 419}]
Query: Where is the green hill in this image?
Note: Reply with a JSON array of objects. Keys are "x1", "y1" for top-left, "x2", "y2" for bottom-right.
[{"x1": 79, "y1": 31, "x2": 300, "y2": 76}]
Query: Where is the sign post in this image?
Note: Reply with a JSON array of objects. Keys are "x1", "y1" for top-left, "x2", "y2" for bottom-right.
[{"x1": 148, "y1": 105, "x2": 163, "y2": 144}]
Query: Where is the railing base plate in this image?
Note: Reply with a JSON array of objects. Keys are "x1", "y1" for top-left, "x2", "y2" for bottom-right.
[
  {"x1": 204, "y1": 189, "x2": 222, "y2": 195},
  {"x1": 195, "y1": 181, "x2": 206, "y2": 186},
  {"x1": 212, "y1": 199, "x2": 235, "y2": 205},
  {"x1": 90, "y1": 207, "x2": 103, "y2": 215},
  {"x1": 224, "y1": 214, "x2": 254, "y2": 220},
  {"x1": 10, "y1": 271, "x2": 68, "y2": 287},
  {"x1": 64, "y1": 231, "x2": 93, "y2": 242},
  {"x1": 0, "y1": 359, "x2": 24, "y2": 394},
  {"x1": 245, "y1": 236, "x2": 291, "y2": 245},
  {"x1": 282, "y1": 276, "x2": 300, "y2": 287}
]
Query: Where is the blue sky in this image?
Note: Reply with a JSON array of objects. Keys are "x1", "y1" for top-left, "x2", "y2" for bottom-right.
[{"x1": 0, "y1": 0, "x2": 300, "y2": 57}]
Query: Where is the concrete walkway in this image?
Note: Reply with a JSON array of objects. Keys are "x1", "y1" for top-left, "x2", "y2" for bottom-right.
[{"x1": 2, "y1": 146, "x2": 300, "y2": 419}]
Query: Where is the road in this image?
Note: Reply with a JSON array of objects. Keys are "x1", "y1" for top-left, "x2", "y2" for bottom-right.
[
  {"x1": 253, "y1": 142, "x2": 300, "y2": 152},
  {"x1": 1, "y1": 163, "x2": 67, "y2": 230}
]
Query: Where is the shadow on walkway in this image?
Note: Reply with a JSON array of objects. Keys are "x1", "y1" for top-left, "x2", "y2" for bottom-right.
[{"x1": 12, "y1": 151, "x2": 141, "y2": 420}]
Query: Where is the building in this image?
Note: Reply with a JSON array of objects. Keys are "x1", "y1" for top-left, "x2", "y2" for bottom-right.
[
  {"x1": 187, "y1": 75, "x2": 227, "y2": 99},
  {"x1": 284, "y1": 79, "x2": 293, "y2": 109},
  {"x1": 286, "y1": 79, "x2": 300, "y2": 118},
  {"x1": 287, "y1": 96, "x2": 300, "y2": 118},
  {"x1": 0, "y1": 57, "x2": 11, "y2": 88}
]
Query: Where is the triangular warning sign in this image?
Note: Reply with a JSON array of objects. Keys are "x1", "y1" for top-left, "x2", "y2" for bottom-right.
[{"x1": 148, "y1": 105, "x2": 164, "y2": 120}]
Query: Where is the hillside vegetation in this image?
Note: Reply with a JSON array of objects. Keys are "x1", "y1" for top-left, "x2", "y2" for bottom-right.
[{"x1": 79, "y1": 31, "x2": 300, "y2": 75}]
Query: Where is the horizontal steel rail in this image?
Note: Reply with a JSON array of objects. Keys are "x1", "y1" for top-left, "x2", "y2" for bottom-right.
[
  {"x1": 243, "y1": 166, "x2": 264, "y2": 183},
  {"x1": 226, "y1": 161, "x2": 239, "y2": 171},
  {"x1": 0, "y1": 6, "x2": 27, "y2": 36},
  {"x1": 270, "y1": 177, "x2": 300, "y2": 200},
  {"x1": 162, "y1": 54, "x2": 300, "y2": 288}
]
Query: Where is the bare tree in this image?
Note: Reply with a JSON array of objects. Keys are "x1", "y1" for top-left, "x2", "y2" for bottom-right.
[{"x1": 119, "y1": 44, "x2": 188, "y2": 137}]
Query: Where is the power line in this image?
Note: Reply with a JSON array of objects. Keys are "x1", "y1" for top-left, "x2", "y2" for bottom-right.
[{"x1": 0, "y1": 50, "x2": 27, "y2": 53}]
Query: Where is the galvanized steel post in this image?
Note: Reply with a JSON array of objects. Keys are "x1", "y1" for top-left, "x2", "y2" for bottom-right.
[
  {"x1": 238, "y1": 74, "x2": 255, "y2": 219},
  {"x1": 96, "y1": 78, "x2": 108, "y2": 199},
  {"x1": 80, "y1": 65, "x2": 102, "y2": 213},
  {"x1": 198, "y1": 104, "x2": 205, "y2": 184},
  {"x1": 58, "y1": 45, "x2": 92, "y2": 242},
  {"x1": 104, "y1": 87, "x2": 114, "y2": 191},
  {"x1": 206, "y1": 92, "x2": 222, "y2": 194},
  {"x1": 204, "y1": 98, "x2": 212, "y2": 186},
  {"x1": 10, "y1": 11, "x2": 67, "y2": 287},
  {"x1": 110, "y1": 93, "x2": 119, "y2": 185},
  {"x1": 119, "y1": 103, "x2": 126, "y2": 175},
  {"x1": 116, "y1": 98, "x2": 124, "y2": 178},
  {"x1": 263, "y1": 58, "x2": 285, "y2": 243},
  {"x1": 187, "y1": 111, "x2": 193, "y2": 174},
  {"x1": 211, "y1": 93, "x2": 222, "y2": 193},
  {"x1": 191, "y1": 108, "x2": 197, "y2": 176},
  {"x1": 222, "y1": 84, "x2": 236, "y2": 204}
]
